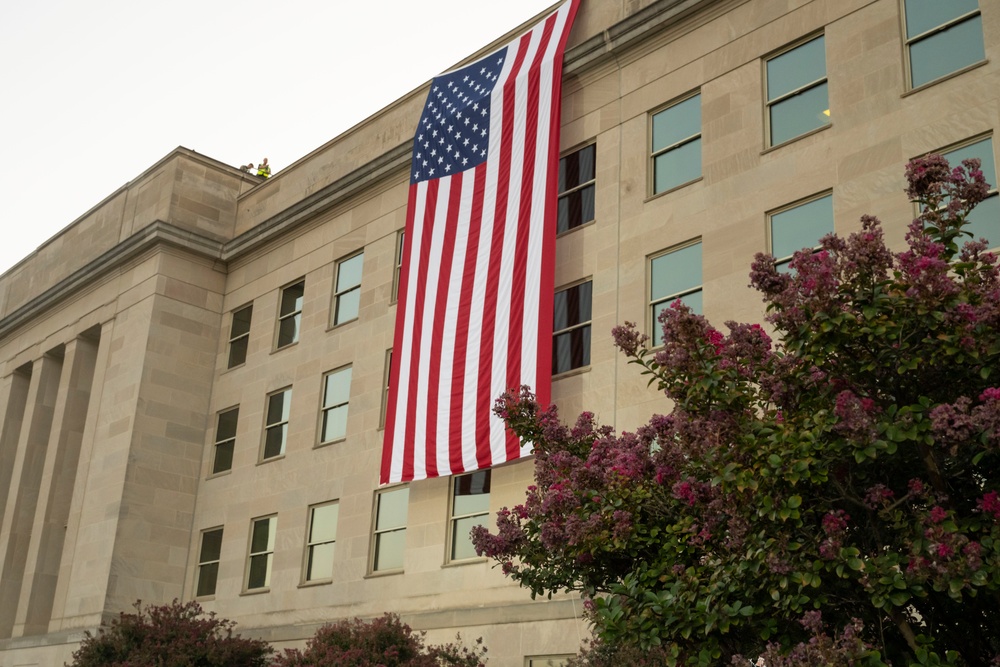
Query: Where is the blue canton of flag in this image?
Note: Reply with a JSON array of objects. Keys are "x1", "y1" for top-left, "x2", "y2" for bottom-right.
[{"x1": 411, "y1": 48, "x2": 508, "y2": 184}]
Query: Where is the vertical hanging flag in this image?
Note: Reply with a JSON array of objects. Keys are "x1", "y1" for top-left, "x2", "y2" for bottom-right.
[{"x1": 381, "y1": 0, "x2": 580, "y2": 484}]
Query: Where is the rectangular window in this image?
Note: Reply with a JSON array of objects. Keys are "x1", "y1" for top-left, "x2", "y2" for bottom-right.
[
  {"x1": 380, "y1": 349, "x2": 393, "y2": 429},
  {"x1": 650, "y1": 242, "x2": 702, "y2": 346},
  {"x1": 765, "y1": 35, "x2": 829, "y2": 147},
  {"x1": 904, "y1": 0, "x2": 985, "y2": 89},
  {"x1": 276, "y1": 280, "x2": 305, "y2": 348},
  {"x1": 557, "y1": 145, "x2": 596, "y2": 233},
  {"x1": 941, "y1": 137, "x2": 998, "y2": 247},
  {"x1": 553, "y1": 281, "x2": 592, "y2": 375},
  {"x1": 211, "y1": 407, "x2": 238, "y2": 475},
  {"x1": 371, "y1": 486, "x2": 409, "y2": 572},
  {"x1": 449, "y1": 470, "x2": 491, "y2": 562},
  {"x1": 227, "y1": 304, "x2": 252, "y2": 368},
  {"x1": 392, "y1": 231, "x2": 405, "y2": 303},
  {"x1": 262, "y1": 389, "x2": 291, "y2": 460},
  {"x1": 196, "y1": 528, "x2": 223, "y2": 597},
  {"x1": 320, "y1": 366, "x2": 352, "y2": 444},
  {"x1": 651, "y1": 93, "x2": 701, "y2": 194},
  {"x1": 769, "y1": 193, "x2": 835, "y2": 271},
  {"x1": 333, "y1": 252, "x2": 364, "y2": 326},
  {"x1": 304, "y1": 502, "x2": 339, "y2": 582},
  {"x1": 526, "y1": 657, "x2": 573, "y2": 667},
  {"x1": 246, "y1": 516, "x2": 275, "y2": 591}
]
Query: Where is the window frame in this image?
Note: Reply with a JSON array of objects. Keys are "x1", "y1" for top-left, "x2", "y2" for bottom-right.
[
  {"x1": 901, "y1": 0, "x2": 985, "y2": 90},
  {"x1": 767, "y1": 190, "x2": 835, "y2": 270},
  {"x1": 331, "y1": 251, "x2": 365, "y2": 327},
  {"x1": 557, "y1": 143, "x2": 597, "y2": 234},
  {"x1": 370, "y1": 485, "x2": 410, "y2": 574},
  {"x1": 302, "y1": 501, "x2": 339, "y2": 584},
  {"x1": 227, "y1": 304, "x2": 253, "y2": 369},
  {"x1": 927, "y1": 134, "x2": 999, "y2": 248},
  {"x1": 525, "y1": 657, "x2": 575, "y2": 667},
  {"x1": 649, "y1": 90, "x2": 702, "y2": 196},
  {"x1": 244, "y1": 515, "x2": 276, "y2": 592},
  {"x1": 379, "y1": 349, "x2": 393, "y2": 430},
  {"x1": 446, "y1": 470, "x2": 491, "y2": 563},
  {"x1": 275, "y1": 279, "x2": 305, "y2": 349},
  {"x1": 552, "y1": 279, "x2": 593, "y2": 376},
  {"x1": 261, "y1": 387, "x2": 292, "y2": 461},
  {"x1": 763, "y1": 33, "x2": 830, "y2": 148},
  {"x1": 391, "y1": 231, "x2": 406, "y2": 304},
  {"x1": 648, "y1": 239, "x2": 703, "y2": 346},
  {"x1": 210, "y1": 406, "x2": 239, "y2": 476},
  {"x1": 318, "y1": 365, "x2": 352, "y2": 445},
  {"x1": 195, "y1": 527, "x2": 224, "y2": 598}
]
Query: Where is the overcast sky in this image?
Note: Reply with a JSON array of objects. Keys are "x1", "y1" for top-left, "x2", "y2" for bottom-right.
[{"x1": 0, "y1": 0, "x2": 556, "y2": 275}]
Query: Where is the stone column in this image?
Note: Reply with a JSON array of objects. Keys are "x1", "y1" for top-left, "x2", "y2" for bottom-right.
[
  {"x1": 0, "y1": 365, "x2": 32, "y2": 542},
  {"x1": 48, "y1": 322, "x2": 113, "y2": 632},
  {"x1": 0, "y1": 350, "x2": 64, "y2": 638},
  {"x1": 14, "y1": 329, "x2": 101, "y2": 637}
]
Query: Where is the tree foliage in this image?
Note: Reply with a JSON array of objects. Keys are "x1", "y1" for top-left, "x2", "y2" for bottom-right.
[
  {"x1": 272, "y1": 612, "x2": 487, "y2": 667},
  {"x1": 67, "y1": 599, "x2": 272, "y2": 667},
  {"x1": 473, "y1": 156, "x2": 1000, "y2": 666}
]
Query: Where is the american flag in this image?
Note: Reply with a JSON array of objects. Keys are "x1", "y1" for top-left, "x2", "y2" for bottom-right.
[{"x1": 381, "y1": 0, "x2": 579, "y2": 484}]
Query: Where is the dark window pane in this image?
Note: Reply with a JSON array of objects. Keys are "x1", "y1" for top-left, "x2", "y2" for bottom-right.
[
  {"x1": 557, "y1": 184, "x2": 595, "y2": 233},
  {"x1": 212, "y1": 440, "x2": 234, "y2": 474},
  {"x1": 200, "y1": 529, "x2": 223, "y2": 561},
  {"x1": 251, "y1": 519, "x2": 272, "y2": 553},
  {"x1": 905, "y1": 0, "x2": 979, "y2": 38},
  {"x1": 767, "y1": 36, "x2": 825, "y2": 99},
  {"x1": 217, "y1": 409, "x2": 238, "y2": 441},
  {"x1": 196, "y1": 562, "x2": 218, "y2": 597},
  {"x1": 553, "y1": 282, "x2": 593, "y2": 331},
  {"x1": 280, "y1": 282, "x2": 304, "y2": 317},
  {"x1": 267, "y1": 392, "x2": 290, "y2": 425},
  {"x1": 247, "y1": 554, "x2": 270, "y2": 589},
  {"x1": 228, "y1": 337, "x2": 248, "y2": 368},
  {"x1": 909, "y1": 16, "x2": 985, "y2": 87},
  {"x1": 558, "y1": 145, "x2": 595, "y2": 192},
  {"x1": 770, "y1": 82, "x2": 829, "y2": 146},
  {"x1": 277, "y1": 316, "x2": 299, "y2": 347},
  {"x1": 553, "y1": 325, "x2": 591, "y2": 374},
  {"x1": 231, "y1": 306, "x2": 252, "y2": 337},
  {"x1": 263, "y1": 425, "x2": 286, "y2": 459},
  {"x1": 653, "y1": 138, "x2": 701, "y2": 194},
  {"x1": 652, "y1": 94, "x2": 700, "y2": 152}
]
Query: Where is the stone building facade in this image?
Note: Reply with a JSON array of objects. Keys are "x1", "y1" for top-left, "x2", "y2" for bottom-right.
[{"x1": 0, "y1": 0, "x2": 997, "y2": 664}]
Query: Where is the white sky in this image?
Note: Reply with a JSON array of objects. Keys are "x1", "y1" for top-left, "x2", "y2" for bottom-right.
[{"x1": 0, "y1": 0, "x2": 557, "y2": 276}]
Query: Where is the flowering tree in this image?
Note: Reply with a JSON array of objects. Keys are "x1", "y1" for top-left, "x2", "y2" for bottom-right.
[
  {"x1": 472, "y1": 156, "x2": 1000, "y2": 666},
  {"x1": 272, "y1": 612, "x2": 487, "y2": 667},
  {"x1": 68, "y1": 599, "x2": 272, "y2": 667}
]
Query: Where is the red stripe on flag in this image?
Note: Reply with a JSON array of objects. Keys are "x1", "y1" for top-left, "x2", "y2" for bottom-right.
[
  {"x1": 424, "y1": 171, "x2": 464, "y2": 478},
  {"x1": 449, "y1": 166, "x2": 487, "y2": 473},
  {"x1": 402, "y1": 179, "x2": 441, "y2": 482}
]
